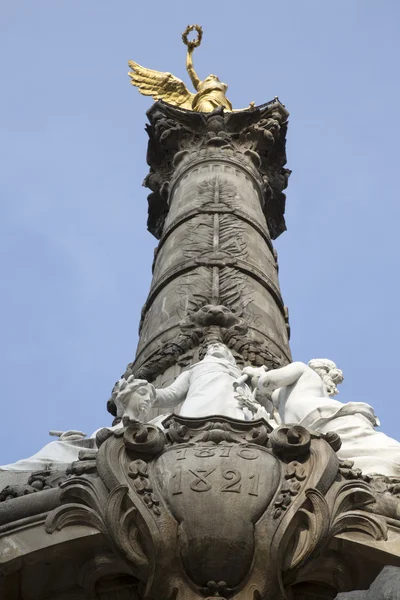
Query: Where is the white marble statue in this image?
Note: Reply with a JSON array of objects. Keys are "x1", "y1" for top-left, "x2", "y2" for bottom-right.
[
  {"x1": 108, "y1": 375, "x2": 167, "y2": 429},
  {"x1": 1, "y1": 344, "x2": 254, "y2": 472},
  {"x1": 152, "y1": 342, "x2": 267, "y2": 420},
  {"x1": 10, "y1": 344, "x2": 400, "y2": 480},
  {"x1": 0, "y1": 344, "x2": 266, "y2": 473},
  {"x1": 109, "y1": 377, "x2": 157, "y2": 425},
  {"x1": 0, "y1": 430, "x2": 96, "y2": 472},
  {"x1": 0, "y1": 377, "x2": 162, "y2": 472},
  {"x1": 243, "y1": 359, "x2": 400, "y2": 477}
]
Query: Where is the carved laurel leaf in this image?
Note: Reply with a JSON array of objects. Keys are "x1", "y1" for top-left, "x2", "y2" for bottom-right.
[
  {"x1": 329, "y1": 480, "x2": 387, "y2": 541},
  {"x1": 197, "y1": 177, "x2": 240, "y2": 210},
  {"x1": 285, "y1": 484, "x2": 388, "y2": 578},
  {"x1": 219, "y1": 215, "x2": 247, "y2": 258},
  {"x1": 219, "y1": 267, "x2": 252, "y2": 313},
  {"x1": 331, "y1": 481, "x2": 376, "y2": 517},
  {"x1": 45, "y1": 503, "x2": 106, "y2": 534},
  {"x1": 105, "y1": 486, "x2": 149, "y2": 572},
  {"x1": 177, "y1": 269, "x2": 213, "y2": 313},
  {"x1": 218, "y1": 179, "x2": 241, "y2": 208},
  {"x1": 242, "y1": 301, "x2": 262, "y2": 328},
  {"x1": 182, "y1": 216, "x2": 213, "y2": 260},
  {"x1": 330, "y1": 510, "x2": 387, "y2": 542},
  {"x1": 289, "y1": 489, "x2": 330, "y2": 571},
  {"x1": 45, "y1": 475, "x2": 109, "y2": 535},
  {"x1": 59, "y1": 475, "x2": 106, "y2": 513}
]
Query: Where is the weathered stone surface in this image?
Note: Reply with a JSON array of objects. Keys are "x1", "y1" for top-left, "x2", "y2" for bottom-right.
[
  {"x1": 336, "y1": 566, "x2": 400, "y2": 599},
  {"x1": 0, "y1": 486, "x2": 61, "y2": 528},
  {"x1": 3, "y1": 89, "x2": 400, "y2": 599},
  {"x1": 116, "y1": 102, "x2": 292, "y2": 404},
  {"x1": 367, "y1": 566, "x2": 400, "y2": 598},
  {"x1": 0, "y1": 523, "x2": 133, "y2": 600},
  {"x1": 337, "y1": 592, "x2": 367, "y2": 599},
  {"x1": 40, "y1": 413, "x2": 393, "y2": 599},
  {"x1": 144, "y1": 101, "x2": 290, "y2": 240}
]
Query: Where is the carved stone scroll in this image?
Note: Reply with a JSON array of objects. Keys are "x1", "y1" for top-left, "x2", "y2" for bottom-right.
[{"x1": 45, "y1": 416, "x2": 388, "y2": 600}]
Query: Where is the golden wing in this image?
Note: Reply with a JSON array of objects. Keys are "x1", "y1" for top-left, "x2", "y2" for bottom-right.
[{"x1": 128, "y1": 60, "x2": 195, "y2": 109}]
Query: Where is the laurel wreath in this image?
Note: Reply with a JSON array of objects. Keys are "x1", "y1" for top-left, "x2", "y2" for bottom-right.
[{"x1": 182, "y1": 24, "x2": 203, "y2": 48}]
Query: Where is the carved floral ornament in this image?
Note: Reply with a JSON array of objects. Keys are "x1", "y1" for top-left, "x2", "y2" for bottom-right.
[
  {"x1": 127, "y1": 301, "x2": 282, "y2": 387},
  {"x1": 45, "y1": 416, "x2": 387, "y2": 600},
  {"x1": 143, "y1": 101, "x2": 290, "y2": 241}
]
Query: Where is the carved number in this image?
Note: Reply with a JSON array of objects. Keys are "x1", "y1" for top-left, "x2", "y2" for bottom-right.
[
  {"x1": 219, "y1": 446, "x2": 232, "y2": 457},
  {"x1": 194, "y1": 448, "x2": 216, "y2": 458},
  {"x1": 176, "y1": 449, "x2": 188, "y2": 460},
  {"x1": 171, "y1": 467, "x2": 259, "y2": 495},
  {"x1": 181, "y1": 447, "x2": 257, "y2": 460},
  {"x1": 221, "y1": 469, "x2": 242, "y2": 493},
  {"x1": 189, "y1": 468, "x2": 216, "y2": 492},
  {"x1": 237, "y1": 448, "x2": 258, "y2": 460},
  {"x1": 248, "y1": 473, "x2": 260, "y2": 496},
  {"x1": 172, "y1": 466, "x2": 182, "y2": 495}
]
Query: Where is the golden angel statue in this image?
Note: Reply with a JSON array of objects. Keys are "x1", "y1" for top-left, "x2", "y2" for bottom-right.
[{"x1": 128, "y1": 25, "x2": 238, "y2": 113}]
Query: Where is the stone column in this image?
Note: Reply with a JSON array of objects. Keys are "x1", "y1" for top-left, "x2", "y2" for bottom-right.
[{"x1": 123, "y1": 101, "x2": 292, "y2": 389}]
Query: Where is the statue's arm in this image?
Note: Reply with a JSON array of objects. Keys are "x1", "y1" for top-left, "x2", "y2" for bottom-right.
[
  {"x1": 257, "y1": 362, "x2": 308, "y2": 395},
  {"x1": 153, "y1": 370, "x2": 191, "y2": 407},
  {"x1": 186, "y1": 47, "x2": 201, "y2": 91}
]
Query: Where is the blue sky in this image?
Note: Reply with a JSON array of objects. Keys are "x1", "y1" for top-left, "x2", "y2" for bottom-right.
[{"x1": 1, "y1": 1, "x2": 400, "y2": 464}]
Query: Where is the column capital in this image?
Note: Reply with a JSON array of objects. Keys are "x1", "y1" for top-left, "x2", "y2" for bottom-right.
[{"x1": 144, "y1": 100, "x2": 291, "y2": 240}]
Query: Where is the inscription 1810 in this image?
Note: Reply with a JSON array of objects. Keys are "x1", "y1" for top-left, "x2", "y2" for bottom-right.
[{"x1": 175, "y1": 446, "x2": 259, "y2": 461}]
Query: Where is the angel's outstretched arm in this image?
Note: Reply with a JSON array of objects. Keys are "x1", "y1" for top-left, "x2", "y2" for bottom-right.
[{"x1": 186, "y1": 47, "x2": 201, "y2": 91}]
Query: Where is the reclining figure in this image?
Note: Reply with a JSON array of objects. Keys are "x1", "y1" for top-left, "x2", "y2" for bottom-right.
[{"x1": 243, "y1": 359, "x2": 400, "y2": 477}]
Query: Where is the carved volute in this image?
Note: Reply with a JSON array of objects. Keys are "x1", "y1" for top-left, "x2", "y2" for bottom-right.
[{"x1": 44, "y1": 418, "x2": 388, "y2": 600}]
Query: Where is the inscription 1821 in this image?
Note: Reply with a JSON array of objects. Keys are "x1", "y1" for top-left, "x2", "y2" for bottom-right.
[
  {"x1": 171, "y1": 466, "x2": 260, "y2": 495},
  {"x1": 169, "y1": 446, "x2": 262, "y2": 496}
]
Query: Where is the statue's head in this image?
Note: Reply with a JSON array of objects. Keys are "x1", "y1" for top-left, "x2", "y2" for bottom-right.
[
  {"x1": 198, "y1": 74, "x2": 227, "y2": 93},
  {"x1": 107, "y1": 376, "x2": 156, "y2": 422},
  {"x1": 308, "y1": 359, "x2": 344, "y2": 397},
  {"x1": 205, "y1": 342, "x2": 236, "y2": 365}
]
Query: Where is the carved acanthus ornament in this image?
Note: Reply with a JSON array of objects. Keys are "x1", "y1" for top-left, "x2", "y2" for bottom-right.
[
  {"x1": 125, "y1": 304, "x2": 254, "y2": 382},
  {"x1": 45, "y1": 416, "x2": 388, "y2": 599},
  {"x1": 144, "y1": 101, "x2": 290, "y2": 241}
]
